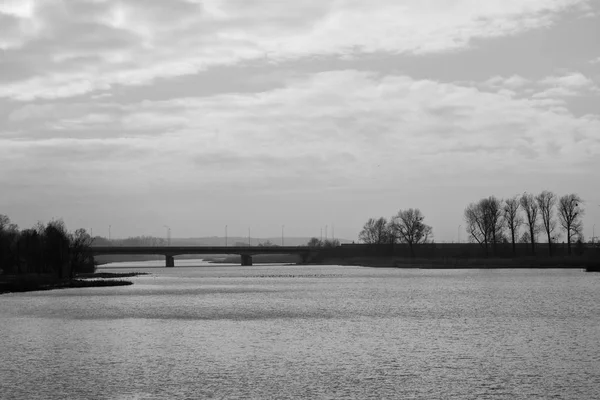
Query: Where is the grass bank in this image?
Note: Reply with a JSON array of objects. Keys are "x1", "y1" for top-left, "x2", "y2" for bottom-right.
[
  {"x1": 76, "y1": 272, "x2": 149, "y2": 279},
  {"x1": 0, "y1": 272, "x2": 147, "y2": 295},
  {"x1": 309, "y1": 256, "x2": 599, "y2": 269}
]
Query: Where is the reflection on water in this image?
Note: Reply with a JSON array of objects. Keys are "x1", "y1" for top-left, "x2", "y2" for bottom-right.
[
  {"x1": 1, "y1": 264, "x2": 599, "y2": 399},
  {"x1": 99, "y1": 258, "x2": 233, "y2": 268}
]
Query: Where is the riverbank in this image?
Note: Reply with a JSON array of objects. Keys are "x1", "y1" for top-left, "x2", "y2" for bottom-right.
[
  {"x1": 308, "y1": 256, "x2": 600, "y2": 269},
  {"x1": 77, "y1": 272, "x2": 149, "y2": 278},
  {"x1": 205, "y1": 254, "x2": 300, "y2": 264},
  {"x1": 0, "y1": 272, "x2": 147, "y2": 295}
]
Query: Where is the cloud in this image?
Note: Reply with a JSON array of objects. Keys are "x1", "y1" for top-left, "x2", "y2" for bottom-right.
[
  {"x1": 2, "y1": 68, "x2": 599, "y2": 239},
  {"x1": 540, "y1": 72, "x2": 595, "y2": 88},
  {"x1": 484, "y1": 75, "x2": 531, "y2": 90},
  {"x1": 3, "y1": 70, "x2": 598, "y2": 200},
  {"x1": 476, "y1": 71, "x2": 599, "y2": 102},
  {"x1": 0, "y1": 0, "x2": 593, "y2": 100},
  {"x1": 0, "y1": 1, "x2": 37, "y2": 50},
  {"x1": 534, "y1": 72, "x2": 599, "y2": 98}
]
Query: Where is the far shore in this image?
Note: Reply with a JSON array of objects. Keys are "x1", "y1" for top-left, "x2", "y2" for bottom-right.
[
  {"x1": 94, "y1": 255, "x2": 598, "y2": 271},
  {"x1": 0, "y1": 272, "x2": 148, "y2": 295},
  {"x1": 307, "y1": 256, "x2": 599, "y2": 270}
]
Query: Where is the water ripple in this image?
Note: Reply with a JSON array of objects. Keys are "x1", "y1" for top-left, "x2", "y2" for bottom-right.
[{"x1": 1, "y1": 266, "x2": 599, "y2": 399}]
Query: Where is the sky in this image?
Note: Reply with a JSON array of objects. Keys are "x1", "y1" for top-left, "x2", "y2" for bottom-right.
[{"x1": 1, "y1": 0, "x2": 599, "y2": 242}]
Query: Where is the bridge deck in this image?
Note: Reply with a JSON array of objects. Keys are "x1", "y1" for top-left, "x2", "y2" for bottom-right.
[{"x1": 91, "y1": 245, "x2": 314, "y2": 267}]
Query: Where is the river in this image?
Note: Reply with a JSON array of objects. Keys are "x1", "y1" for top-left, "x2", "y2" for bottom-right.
[{"x1": 1, "y1": 262, "x2": 599, "y2": 399}]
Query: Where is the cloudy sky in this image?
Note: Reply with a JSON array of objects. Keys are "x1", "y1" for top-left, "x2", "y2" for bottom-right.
[{"x1": 1, "y1": 0, "x2": 599, "y2": 242}]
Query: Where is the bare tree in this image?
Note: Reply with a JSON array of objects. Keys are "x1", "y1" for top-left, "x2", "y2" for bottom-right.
[
  {"x1": 306, "y1": 237, "x2": 340, "y2": 248},
  {"x1": 465, "y1": 201, "x2": 490, "y2": 255},
  {"x1": 520, "y1": 193, "x2": 539, "y2": 255},
  {"x1": 484, "y1": 196, "x2": 503, "y2": 255},
  {"x1": 557, "y1": 194, "x2": 584, "y2": 255},
  {"x1": 464, "y1": 197, "x2": 503, "y2": 256},
  {"x1": 307, "y1": 237, "x2": 323, "y2": 247},
  {"x1": 358, "y1": 217, "x2": 391, "y2": 245},
  {"x1": 0, "y1": 214, "x2": 10, "y2": 231},
  {"x1": 391, "y1": 208, "x2": 432, "y2": 257},
  {"x1": 323, "y1": 238, "x2": 341, "y2": 248},
  {"x1": 519, "y1": 231, "x2": 531, "y2": 244},
  {"x1": 69, "y1": 228, "x2": 95, "y2": 276},
  {"x1": 503, "y1": 196, "x2": 523, "y2": 255},
  {"x1": 536, "y1": 190, "x2": 557, "y2": 256}
]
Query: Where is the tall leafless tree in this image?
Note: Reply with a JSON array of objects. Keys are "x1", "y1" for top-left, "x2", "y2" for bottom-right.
[
  {"x1": 391, "y1": 208, "x2": 432, "y2": 257},
  {"x1": 536, "y1": 190, "x2": 557, "y2": 256},
  {"x1": 557, "y1": 194, "x2": 584, "y2": 255},
  {"x1": 358, "y1": 217, "x2": 391, "y2": 245},
  {"x1": 464, "y1": 197, "x2": 503, "y2": 257},
  {"x1": 465, "y1": 200, "x2": 489, "y2": 256},
  {"x1": 503, "y1": 196, "x2": 523, "y2": 255},
  {"x1": 520, "y1": 193, "x2": 539, "y2": 255},
  {"x1": 484, "y1": 196, "x2": 504, "y2": 255},
  {"x1": 69, "y1": 228, "x2": 95, "y2": 277},
  {"x1": 465, "y1": 202, "x2": 487, "y2": 254}
]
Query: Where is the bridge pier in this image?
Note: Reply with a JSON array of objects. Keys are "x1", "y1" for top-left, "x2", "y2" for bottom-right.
[
  {"x1": 241, "y1": 254, "x2": 253, "y2": 266},
  {"x1": 165, "y1": 255, "x2": 175, "y2": 268}
]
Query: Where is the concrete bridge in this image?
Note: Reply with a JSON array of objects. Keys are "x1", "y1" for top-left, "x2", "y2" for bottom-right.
[{"x1": 90, "y1": 246, "x2": 315, "y2": 267}]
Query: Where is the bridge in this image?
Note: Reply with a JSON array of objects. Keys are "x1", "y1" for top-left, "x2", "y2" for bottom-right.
[{"x1": 90, "y1": 246, "x2": 315, "y2": 267}]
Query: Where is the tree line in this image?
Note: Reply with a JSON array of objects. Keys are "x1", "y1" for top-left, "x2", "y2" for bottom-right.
[
  {"x1": 464, "y1": 192, "x2": 584, "y2": 257},
  {"x1": 357, "y1": 193, "x2": 585, "y2": 258},
  {"x1": 92, "y1": 235, "x2": 167, "y2": 247},
  {"x1": 0, "y1": 214, "x2": 95, "y2": 278},
  {"x1": 358, "y1": 208, "x2": 433, "y2": 257},
  {"x1": 306, "y1": 238, "x2": 341, "y2": 248}
]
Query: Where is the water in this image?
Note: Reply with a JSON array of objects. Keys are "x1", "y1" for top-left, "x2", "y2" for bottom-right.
[{"x1": 1, "y1": 263, "x2": 599, "y2": 399}]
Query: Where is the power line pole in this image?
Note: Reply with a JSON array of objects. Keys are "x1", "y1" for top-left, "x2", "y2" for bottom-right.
[{"x1": 164, "y1": 225, "x2": 171, "y2": 246}]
